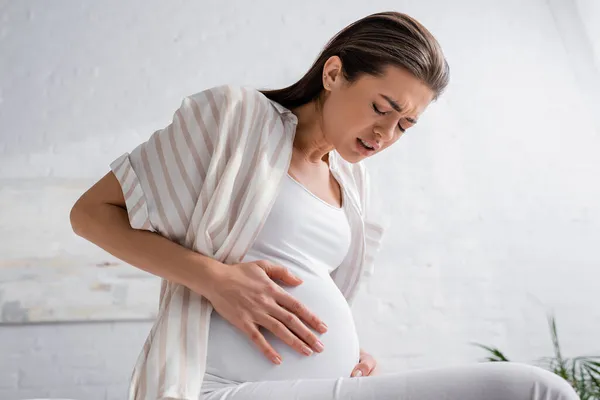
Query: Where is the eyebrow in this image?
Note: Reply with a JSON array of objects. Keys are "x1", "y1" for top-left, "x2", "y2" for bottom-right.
[{"x1": 379, "y1": 94, "x2": 418, "y2": 124}]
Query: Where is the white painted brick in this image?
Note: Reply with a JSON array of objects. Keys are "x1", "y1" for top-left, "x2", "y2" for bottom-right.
[
  {"x1": 48, "y1": 386, "x2": 106, "y2": 400},
  {"x1": 106, "y1": 384, "x2": 129, "y2": 400},
  {"x1": 56, "y1": 352, "x2": 107, "y2": 369},
  {"x1": 19, "y1": 365, "x2": 81, "y2": 389},
  {"x1": 0, "y1": 371, "x2": 17, "y2": 390},
  {"x1": 0, "y1": 388, "x2": 52, "y2": 400},
  {"x1": 75, "y1": 368, "x2": 129, "y2": 387},
  {"x1": 0, "y1": 326, "x2": 41, "y2": 357}
]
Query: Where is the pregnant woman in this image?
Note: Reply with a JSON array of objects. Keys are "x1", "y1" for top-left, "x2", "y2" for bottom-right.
[{"x1": 71, "y1": 11, "x2": 580, "y2": 400}]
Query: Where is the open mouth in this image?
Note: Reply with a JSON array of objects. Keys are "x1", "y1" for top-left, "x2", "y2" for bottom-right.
[{"x1": 357, "y1": 138, "x2": 375, "y2": 151}]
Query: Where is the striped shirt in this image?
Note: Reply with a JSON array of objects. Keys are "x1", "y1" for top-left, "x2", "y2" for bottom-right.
[{"x1": 110, "y1": 84, "x2": 387, "y2": 400}]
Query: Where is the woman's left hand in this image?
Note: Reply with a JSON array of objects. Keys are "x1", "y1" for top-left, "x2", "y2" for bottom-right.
[{"x1": 351, "y1": 348, "x2": 378, "y2": 377}]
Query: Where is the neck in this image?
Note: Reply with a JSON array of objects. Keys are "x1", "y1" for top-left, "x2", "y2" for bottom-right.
[{"x1": 290, "y1": 100, "x2": 334, "y2": 165}]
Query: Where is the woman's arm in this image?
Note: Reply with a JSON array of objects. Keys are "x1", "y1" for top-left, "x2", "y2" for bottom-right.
[
  {"x1": 70, "y1": 170, "x2": 222, "y2": 297},
  {"x1": 70, "y1": 170, "x2": 328, "y2": 362}
]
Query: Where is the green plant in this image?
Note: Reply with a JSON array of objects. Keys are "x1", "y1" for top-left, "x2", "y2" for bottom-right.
[{"x1": 472, "y1": 314, "x2": 600, "y2": 400}]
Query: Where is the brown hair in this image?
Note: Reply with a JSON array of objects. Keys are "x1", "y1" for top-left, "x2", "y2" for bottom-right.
[{"x1": 259, "y1": 11, "x2": 449, "y2": 109}]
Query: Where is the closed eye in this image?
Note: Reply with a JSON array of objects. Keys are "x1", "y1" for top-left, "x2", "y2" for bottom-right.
[{"x1": 372, "y1": 103, "x2": 406, "y2": 133}]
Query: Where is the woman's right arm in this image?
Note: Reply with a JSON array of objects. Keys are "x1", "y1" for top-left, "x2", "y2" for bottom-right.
[
  {"x1": 70, "y1": 171, "x2": 222, "y2": 297},
  {"x1": 70, "y1": 171, "x2": 328, "y2": 363}
]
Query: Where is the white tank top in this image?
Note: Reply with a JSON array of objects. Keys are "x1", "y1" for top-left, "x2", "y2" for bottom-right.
[{"x1": 204, "y1": 173, "x2": 360, "y2": 382}]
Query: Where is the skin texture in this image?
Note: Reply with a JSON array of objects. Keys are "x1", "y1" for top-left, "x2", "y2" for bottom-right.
[{"x1": 289, "y1": 56, "x2": 435, "y2": 376}]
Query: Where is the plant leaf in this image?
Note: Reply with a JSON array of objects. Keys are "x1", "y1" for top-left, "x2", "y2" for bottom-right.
[
  {"x1": 583, "y1": 363, "x2": 600, "y2": 394},
  {"x1": 548, "y1": 314, "x2": 569, "y2": 379},
  {"x1": 471, "y1": 342, "x2": 510, "y2": 362},
  {"x1": 582, "y1": 360, "x2": 600, "y2": 377}
]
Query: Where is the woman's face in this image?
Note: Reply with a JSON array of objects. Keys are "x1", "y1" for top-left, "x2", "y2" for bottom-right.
[{"x1": 322, "y1": 61, "x2": 434, "y2": 163}]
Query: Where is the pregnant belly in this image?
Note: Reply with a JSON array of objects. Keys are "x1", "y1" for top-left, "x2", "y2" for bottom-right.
[{"x1": 205, "y1": 269, "x2": 360, "y2": 382}]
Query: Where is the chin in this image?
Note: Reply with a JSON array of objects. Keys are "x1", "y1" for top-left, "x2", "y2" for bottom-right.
[{"x1": 335, "y1": 150, "x2": 364, "y2": 164}]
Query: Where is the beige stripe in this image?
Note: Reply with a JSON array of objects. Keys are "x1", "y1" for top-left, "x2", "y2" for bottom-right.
[
  {"x1": 135, "y1": 338, "x2": 151, "y2": 400},
  {"x1": 176, "y1": 105, "x2": 207, "y2": 179},
  {"x1": 225, "y1": 137, "x2": 232, "y2": 163},
  {"x1": 223, "y1": 87, "x2": 241, "y2": 160},
  {"x1": 330, "y1": 265, "x2": 338, "y2": 280},
  {"x1": 228, "y1": 112, "x2": 273, "y2": 233},
  {"x1": 183, "y1": 220, "x2": 198, "y2": 257},
  {"x1": 123, "y1": 181, "x2": 137, "y2": 204},
  {"x1": 157, "y1": 297, "x2": 173, "y2": 394},
  {"x1": 211, "y1": 88, "x2": 252, "y2": 237},
  {"x1": 158, "y1": 280, "x2": 168, "y2": 305},
  {"x1": 141, "y1": 220, "x2": 152, "y2": 231},
  {"x1": 140, "y1": 141, "x2": 175, "y2": 239},
  {"x1": 121, "y1": 161, "x2": 135, "y2": 197},
  {"x1": 155, "y1": 124, "x2": 188, "y2": 229},
  {"x1": 201, "y1": 121, "x2": 235, "y2": 240},
  {"x1": 209, "y1": 88, "x2": 233, "y2": 195},
  {"x1": 204, "y1": 88, "x2": 221, "y2": 153},
  {"x1": 159, "y1": 285, "x2": 176, "y2": 315},
  {"x1": 187, "y1": 183, "x2": 210, "y2": 254},
  {"x1": 178, "y1": 287, "x2": 190, "y2": 393},
  {"x1": 232, "y1": 120, "x2": 289, "y2": 261},
  {"x1": 114, "y1": 154, "x2": 129, "y2": 176},
  {"x1": 190, "y1": 93, "x2": 216, "y2": 158},
  {"x1": 157, "y1": 320, "x2": 167, "y2": 394},
  {"x1": 185, "y1": 88, "x2": 229, "y2": 247},
  {"x1": 169, "y1": 117, "x2": 197, "y2": 202},
  {"x1": 198, "y1": 295, "x2": 210, "y2": 378},
  {"x1": 128, "y1": 197, "x2": 145, "y2": 220},
  {"x1": 228, "y1": 90, "x2": 266, "y2": 221}
]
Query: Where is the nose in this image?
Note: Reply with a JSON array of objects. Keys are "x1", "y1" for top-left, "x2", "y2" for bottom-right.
[{"x1": 374, "y1": 122, "x2": 396, "y2": 143}]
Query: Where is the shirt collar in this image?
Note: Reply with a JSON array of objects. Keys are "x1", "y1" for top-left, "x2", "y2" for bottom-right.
[{"x1": 268, "y1": 98, "x2": 298, "y2": 124}]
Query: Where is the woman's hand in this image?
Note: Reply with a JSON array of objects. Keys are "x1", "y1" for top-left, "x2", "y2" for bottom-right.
[
  {"x1": 204, "y1": 259, "x2": 328, "y2": 365},
  {"x1": 351, "y1": 348, "x2": 379, "y2": 377}
]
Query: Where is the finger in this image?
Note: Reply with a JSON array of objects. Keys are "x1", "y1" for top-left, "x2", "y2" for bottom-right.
[
  {"x1": 351, "y1": 364, "x2": 367, "y2": 377},
  {"x1": 242, "y1": 321, "x2": 283, "y2": 365},
  {"x1": 359, "y1": 356, "x2": 377, "y2": 375},
  {"x1": 370, "y1": 364, "x2": 380, "y2": 376},
  {"x1": 262, "y1": 263, "x2": 303, "y2": 286},
  {"x1": 352, "y1": 357, "x2": 376, "y2": 377},
  {"x1": 257, "y1": 314, "x2": 315, "y2": 357},
  {"x1": 276, "y1": 292, "x2": 328, "y2": 334},
  {"x1": 270, "y1": 306, "x2": 325, "y2": 353}
]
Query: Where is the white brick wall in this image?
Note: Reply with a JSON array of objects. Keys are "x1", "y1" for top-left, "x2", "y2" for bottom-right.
[
  {"x1": 0, "y1": 322, "x2": 151, "y2": 400},
  {"x1": 1, "y1": 0, "x2": 599, "y2": 399}
]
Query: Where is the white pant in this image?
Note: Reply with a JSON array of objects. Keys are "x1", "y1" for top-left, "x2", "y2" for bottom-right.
[{"x1": 200, "y1": 361, "x2": 580, "y2": 400}]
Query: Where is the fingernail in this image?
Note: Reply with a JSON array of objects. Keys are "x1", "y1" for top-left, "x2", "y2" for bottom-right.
[
  {"x1": 272, "y1": 356, "x2": 282, "y2": 365},
  {"x1": 302, "y1": 346, "x2": 313, "y2": 356},
  {"x1": 352, "y1": 370, "x2": 363, "y2": 377},
  {"x1": 314, "y1": 340, "x2": 324, "y2": 352},
  {"x1": 318, "y1": 323, "x2": 328, "y2": 332}
]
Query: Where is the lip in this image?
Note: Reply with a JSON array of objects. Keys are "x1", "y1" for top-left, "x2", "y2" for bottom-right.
[
  {"x1": 358, "y1": 138, "x2": 381, "y2": 151},
  {"x1": 356, "y1": 138, "x2": 378, "y2": 156}
]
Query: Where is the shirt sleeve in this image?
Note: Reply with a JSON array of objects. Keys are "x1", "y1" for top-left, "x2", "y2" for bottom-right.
[{"x1": 109, "y1": 84, "x2": 241, "y2": 240}]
